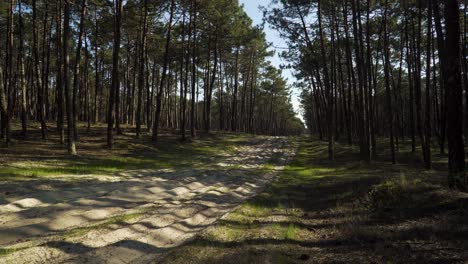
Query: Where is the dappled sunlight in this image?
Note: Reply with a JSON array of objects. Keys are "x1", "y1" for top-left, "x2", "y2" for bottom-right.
[
  {"x1": 158, "y1": 137, "x2": 468, "y2": 264},
  {"x1": 0, "y1": 135, "x2": 295, "y2": 263}
]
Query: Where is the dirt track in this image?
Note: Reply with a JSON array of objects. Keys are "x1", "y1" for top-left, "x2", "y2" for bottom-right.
[{"x1": 0, "y1": 137, "x2": 295, "y2": 264}]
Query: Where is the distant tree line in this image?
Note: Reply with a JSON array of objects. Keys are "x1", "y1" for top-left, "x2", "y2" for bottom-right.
[
  {"x1": 266, "y1": 0, "x2": 467, "y2": 190},
  {"x1": 0, "y1": 0, "x2": 304, "y2": 154}
]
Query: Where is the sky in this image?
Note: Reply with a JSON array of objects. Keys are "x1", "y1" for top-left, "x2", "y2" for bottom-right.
[{"x1": 239, "y1": 0, "x2": 303, "y2": 120}]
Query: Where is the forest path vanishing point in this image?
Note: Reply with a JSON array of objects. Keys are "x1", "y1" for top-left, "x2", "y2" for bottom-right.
[{"x1": 0, "y1": 137, "x2": 297, "y2": 264}]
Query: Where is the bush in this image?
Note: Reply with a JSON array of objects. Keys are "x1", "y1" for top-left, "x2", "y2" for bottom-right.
[{"x1": 359, "y1": 175, "x2": 420, "y2": 212}]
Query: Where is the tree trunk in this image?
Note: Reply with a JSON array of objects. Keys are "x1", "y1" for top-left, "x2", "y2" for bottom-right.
[
  {"x1": 433, "y1": 1, "x2": 447, "y2": 154},
  {"x1": 231, "y1": 47, "x2": 240, "y2": 132},
  {"x1": 383, "y1": 0, "x2": 396, "y2": 164},
  {"x1": 56, "y1": 0, "x2": 65, "y2": 143},
  {"x1": 444, "y1": 0, "x2": 466, "y2": 189},
  {"x1": 32, "y1": 0, "x2": 47, "y2": 140},
  {"x1": 206, "y1": 33, "x2": 218, "y2": 133},
  {"x1": 136, "y1": 0, "x2": 148, "y2": 138},
  {"x1": 318, "y1": 0, "x2": 334, "y2": 161},
  {"x1": 72, "y1": 0, "x2": 88, "y2": 141},
  {"x1": 190, "y1": 0, "x2": 198, "y2": 138},
  {"x1": 153, "y1": 0, "x2": 175, "y2": 143},
  {"x1": 108, "y1": 0, "x2": 123, "y2": 149},
  {"x1": 423, "y1": 0, "x2": 433, "y2": 169},
  {"x1": 63, "y1": 0, "x2": 77, "y2": 155},
  {"x1": 94, "y1": 3, "x2": 100, "y2": 124}
]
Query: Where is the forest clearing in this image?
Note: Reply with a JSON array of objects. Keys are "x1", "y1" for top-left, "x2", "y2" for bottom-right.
[{"x1": 1, "y1": 0, "x2": 468, "y2": 263}]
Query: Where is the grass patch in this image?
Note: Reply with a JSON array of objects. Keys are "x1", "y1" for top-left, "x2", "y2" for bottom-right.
[
  {"x1": 237, "y1": 200, "x2": 275, "y2": 218},
  {"x1": 0, "y1": 247, "x2": 30, "y2": 257},
  {"x1": 358, "y1": 174, "x2": 422, "y2": 212},
  {"x1": 272, "y1": 223, "x2": 299, "y2": 240},
  {"x1": 160, "y1": 136, "x2": 468, "y2": 264},
  {"x1": 0, "y1": 129, "x2": 252, "y2": 180},
  {"x1": 65, "y1": 212, "x2": 143, "y2": 238}
]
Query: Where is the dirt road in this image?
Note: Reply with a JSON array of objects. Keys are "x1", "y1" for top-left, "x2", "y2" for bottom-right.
[{"x1": 0, "y1": 137, "x2": 295, "y2": 264}]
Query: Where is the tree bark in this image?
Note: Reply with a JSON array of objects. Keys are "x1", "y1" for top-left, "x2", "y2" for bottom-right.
[
  {"x1": 64, "y1": 0, "x2": 77, "y2": 155},
  {"x1": 190, "y1": 0, "x2": 198, "y2": 138},
  {"x1": 318, "y1": 0, "x2": 334, "y2": 160},
  {"x1": 72, "y1": 0, "x2": 88, "y2": 141},
  {"x1": 423, "y1": 0, "x2": 433, "y2": 169},
  {"x1": 383, "y1": 0, "x2": 396, "y2": 164},
  {"x1": 33, "y1": 0, "x2": 48, "y2": 140},
  {"x1": 444, "y1": 0, "x2": 466, "y2": 189},
  {"x1": 108, "y1": 0, "x2": 123, "y2": 149},
  {"x1": 153, "y1": 0, "x2": 175, "y2": 143},
  {"x1": 136, "y1": 0, "x2": 148, "y2": 138}
]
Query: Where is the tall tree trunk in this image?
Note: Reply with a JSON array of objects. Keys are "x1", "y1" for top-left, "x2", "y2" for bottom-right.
[
  {"x1": 56, "y1": 0, "x2": 65, "y2": 143},
  {"x1": 64, "y1": 0, "x2": 77, "y2": 155},
  {"x1": 108, "y1": 0, "x2": 123, "y2": 149},
  {"x1": 413, "y1": 1, "x2": 425, "y2": 163},
  {"x1": 18, "y1": 0, "x2": 28, "y2": 139},
  {"x1": 42, "y1": 2, "x2": 52, "y2": 125},
  {"x1": 72, "y1": 0, "x2": 88, "y2": 141},
  {"x1": 357, "y1": 0, "x2": 371, "y2": 161},
  {"x1": 463, "y1": 3, "x2": 468, "y2": 143},
  {"x1": 2, "y1": 0, "x2": 14, "y2": 145},
  {"x1": 318, "y1": 0, "x2": 334, "y2": 160},
  {"x1": 405, "y1": 6, "x2": 417, "y2": 153},
  {"x1": 84, "y1": 36, "x2": 91, "y2": 132},
  {"x1": 153, "y1": 0, "x2": 175, "y2": 143},
  {"x1": 7, "y1": 0, "x2": 15, "y2": 143},
  {"x1": 145, "y1": 43, "x2": 152, "y2": 131},
  {"x1": 383, "y1": 0, "x2": 396, "y2": 164},
  {"x1": 444, "y1": 0, "x2": 466, "y2": 189},
  {"x1": 343, "y1": 0, "x2": 355, "y2": 145},
  {"x1": 366, "y1": 0, "x2": 376, "y2": 158},
  {"x1": 433, "y1": 1, "x2": 447, "y2": 154},
  {"x1": 231, "y1": 47, "x2": 240, "y2": 132},
  {"x1": 94, "y1": 3, "x2": 100, "y2": 124},
  {"x1": 190, "y1": 0, "x2": 198, "y2": 138},
  {"x1": 423, "y1": 0, "x2": 433, "y2": 169},
  {"x1": 351, "y1": 0, "x2": 369, "y2": 160},
  {"x1": 180, "y1": 9, "x2": 188, "y2": 140},
  {"x1": 33, "y1": 0, "x2": 47, "y2": 140},
  {"x1": 206, "y1": 33, "x2": 218, "y2": 133},
  {"x1": 183, "y1": 17, "x2": 192, "y2": 136},
  {"x1": 0, "y1": 67, "x2": 7, "y2": 144},
  {"x1": 136, "y1": 0, "x2": 148, "y2": 138}
]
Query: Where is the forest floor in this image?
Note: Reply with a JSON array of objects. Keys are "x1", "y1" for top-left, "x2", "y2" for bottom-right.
[
  {"x1": 1, "y1": 126, "x2": 468, "y2": 263},
  {"x1": 160, "y1": 138, "x2": 468, "y2": 264},
  {"x1": 0, "y1": 124, "x2": 296, "y2": 263}
]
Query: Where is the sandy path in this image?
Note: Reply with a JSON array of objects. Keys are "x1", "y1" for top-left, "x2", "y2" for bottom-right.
[{"x1": 0, "y1": 137, "x2": 296, "y2": 264}]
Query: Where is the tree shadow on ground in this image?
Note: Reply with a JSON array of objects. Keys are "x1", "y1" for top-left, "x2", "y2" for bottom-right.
[{"x1": 158, "y1": 137, "x2": 468, "y2": 264}]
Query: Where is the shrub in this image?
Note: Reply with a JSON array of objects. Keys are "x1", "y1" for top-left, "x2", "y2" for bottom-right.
[{"x1": 359, "y1": 175, "x2": 420, "y2": 212}]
